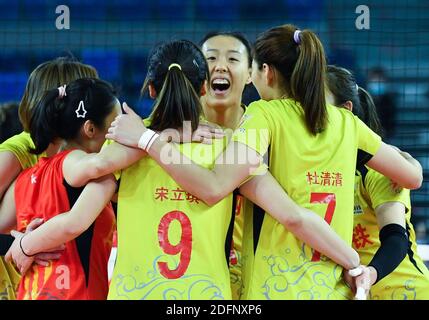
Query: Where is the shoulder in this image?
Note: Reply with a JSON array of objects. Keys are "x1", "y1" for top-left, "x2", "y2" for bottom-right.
[
  {"x1": 246, "y1": 98, "x2": 303, "y2": 119},
  {"x1": 326, "y1": 104, "x2": 356, "y2": 121},
  {"x1": 247, "y1": 99, "x2": 268, "y2": 112},
  {"x1": 0, "y1": 131, "x2": 34, "y2": 148},
  {"x1": 63, "y1": 149, "x2": 88, "y2": 163}
]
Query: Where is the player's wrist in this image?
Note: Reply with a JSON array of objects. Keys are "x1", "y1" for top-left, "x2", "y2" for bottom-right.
[
  {"x1": 20, "y1": 234, "x2": 36, "y2": 257},
  {"x1": 137, "y1": 129, "x2": 160, "y2": 152},
  {"x1": 368, "y1": 265, "x2": 378, "y2": 285}
]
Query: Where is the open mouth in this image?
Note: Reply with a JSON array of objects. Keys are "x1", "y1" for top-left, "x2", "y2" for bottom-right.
[{"x1": 211, "y1": 78, "x2": 231, "y2": 94}]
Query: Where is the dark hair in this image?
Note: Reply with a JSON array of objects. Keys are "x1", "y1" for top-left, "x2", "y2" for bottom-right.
[
  {"x1": 0, "y1": 102, "x2": 22, "y2": 142},
  {"x1": 253, "y1": 24, "x2": 327, "y2": 135},
  {"x1": 30, "y1": 78, "x2": 117, "y2": 154},
  {"x1": 142, "y1": 40, "x2": 209, "y2": 132},
  {"x1": 326, "y1": 65, "x2": 383, "y2": 136},
  {"x1": 326, "y1": 65, "x2": 364, "y2": 121},
  {"x1": 200, "y1": 31, "x2": 253, "y2": 68},
  {"x1": 20, "y1": 56, "x2": 98, "y2": 132},
  {"x1": 358, "y1": 87, "x2": 383, "y2": 136}
]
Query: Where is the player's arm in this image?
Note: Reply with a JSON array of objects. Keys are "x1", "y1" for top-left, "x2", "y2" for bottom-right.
[
  {"x1": 22, "y1": 174, "x2": 116, "y2": 254},
  {"x1": 6, "y1": 174, "x2": 116, "y2": 274},
  {"x1": 62, "y1": 142, "x2": 146, "y2": 187},
  {"x1": 149, "y1": 140, "x2": 259, "y2": 205},
  {"x1": 105, "y1": 104, "x2": 261, "y2": 205},
  {"x1": 366, "y1": 142, "x2": 422, "y2": 190},
  {"x1": 239, "y1": 172, "x2": 360, "y2": 270},
  {"x1": 363, "y1": 201, "x2": 408, "y2": 285},
  {"x1": 0, "y1": 151, "x2": 22, "y2": 201},
  {"x1": 0, "y1": 180, "x2": 17, "y2": 233}
]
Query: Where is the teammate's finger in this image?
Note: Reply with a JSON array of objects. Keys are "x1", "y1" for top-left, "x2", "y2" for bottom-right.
[
  {"x1": 26, "y1": 218, "x2": 44, "y2": 232},
  {"x1": 349, "y1": 266, "x2": 363, "y2": 277},
  {"x1": 34, "y1": 259, "x2": 50, "y2": 267},
  {"x1": 201, "y1": 137, "x2": 213, "y2": 145},
  {"x1": 35, "y1": 252, "x2": 61, "y2": 260},
  {"x1": 355, "y1": 286, "x2": 367, "y2": 300}
]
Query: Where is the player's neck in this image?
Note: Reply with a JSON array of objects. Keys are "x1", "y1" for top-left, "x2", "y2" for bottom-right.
[
  {"x1": 61, "y1": 140, "x2": 90, "y2": 153},
  {"x1": 203, "y1": 102, "x2": 244, "y2": 130},
  {"x1": 271, "y1": 86, "x2": 289, "y2": 100}
]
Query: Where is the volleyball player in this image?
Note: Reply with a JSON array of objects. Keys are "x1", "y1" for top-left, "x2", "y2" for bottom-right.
[
  {"x1": 199, "y1": 31, "x2": 252, "y2": 299},
  {"x1": 0, "y1": 56, "x2": 98, "y2": 299},
  {"x1": 3, "y1": 78, "x2": 119, "y2": 299},
  {"x1": 327, "y1": 65, "x2": 429, "y2": 299}
]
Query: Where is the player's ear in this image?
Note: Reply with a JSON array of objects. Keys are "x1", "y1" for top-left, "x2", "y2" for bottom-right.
[
  {"x1": 82, "y1": 120, "x2": 96, "y2": 138},
  {"x1": 200, "y1": 80, "x2": 207, "y2": 96},
  {"x1": 343, "y1": 101, "x2": 353, "y2": 112},
  {"x1": 245, "y1": 67, "x2": 252, "y2": 85},
  {"x1": 263, "y1": 63, "x2": 275, "y2": 87}
]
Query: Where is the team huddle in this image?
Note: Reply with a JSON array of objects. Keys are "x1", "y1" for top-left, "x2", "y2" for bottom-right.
[{"x1": 0, "y1": 23, "x2": 428, "y2": 300}]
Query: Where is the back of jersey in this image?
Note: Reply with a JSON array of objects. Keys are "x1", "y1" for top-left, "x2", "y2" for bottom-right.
[
  {"x1": 15, "y1": 151, "x2": 115, "y2": 300},
  {"x1": 109, "y1": 138, "x2": 234, "y2": 300}
]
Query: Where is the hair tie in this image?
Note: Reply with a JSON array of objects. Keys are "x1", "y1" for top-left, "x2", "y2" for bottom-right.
[
  {"x1": 75, "y1": 100, "x2": 87, "y2": 118},
  {"x1": 293, "y1": 30, "x2": 302, "y2": 45},
  {"x1": 58, "y1": 85, "x2": 67, "y2": 99},
  {"x1": 168, "y1": 63, "x2": 182, "y2": 71}
]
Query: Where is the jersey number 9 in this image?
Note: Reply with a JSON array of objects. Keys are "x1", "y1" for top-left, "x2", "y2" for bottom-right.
[{"x1": 157, "y1": 210, "x2": 192, "y2": 279}]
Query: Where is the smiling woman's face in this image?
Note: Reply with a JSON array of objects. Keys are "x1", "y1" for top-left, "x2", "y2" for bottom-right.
[{"x1": 201, "y1": 35, "x2": 251, "y2": 109}]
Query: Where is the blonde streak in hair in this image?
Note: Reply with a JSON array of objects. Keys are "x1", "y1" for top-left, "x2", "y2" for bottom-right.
[
  {"x1": 164, "y1": 69, "x2": 201, "y2": 129},
  {"x1": 147, "y1": 69, "x2": 173, "y2": 122},
  {"x1": 141, "y1": 77, "x2": 150, "y2": 97},
  {"x1": 182, "y1": 73, "x2": 203, "y2": 127}
]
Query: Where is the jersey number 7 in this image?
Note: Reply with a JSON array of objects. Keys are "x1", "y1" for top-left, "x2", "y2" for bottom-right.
[{"x1": 309, "y1": 192, "x2": 336, "y2": 262}]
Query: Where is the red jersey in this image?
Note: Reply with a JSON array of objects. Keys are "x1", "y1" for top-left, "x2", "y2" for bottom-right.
[{"x1": 15, "y1": 150, "x2": 115, "y2": 300}]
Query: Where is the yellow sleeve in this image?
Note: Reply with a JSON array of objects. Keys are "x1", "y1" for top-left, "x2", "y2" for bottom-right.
[
  {"x1": 364, "y1": 168, "x2": 411, "y2": 211},
  {"x1": 238, "y1": 163, "x2": 269, "y2": 187},
  {"x1": 0, "y1": 132, "x2": 40, "y2": 169},
  {"x1": 143, "y1": 117, "x2": 151, "y2": 127},
  {"x1": 355, "y1": 117, "x2": 382, "y2": 156},
  {"x1": 231, "y1": 101, "x2": 271, "y2": 157}
]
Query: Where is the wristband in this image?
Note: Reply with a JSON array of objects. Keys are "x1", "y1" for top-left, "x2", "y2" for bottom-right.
[{"x1": 138, "y1": 129, "x2": 160, "y2": 152}]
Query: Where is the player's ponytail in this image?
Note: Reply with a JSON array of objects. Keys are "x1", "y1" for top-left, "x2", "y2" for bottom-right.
[
  {"x1": 149, "y1": 64, "x2": 201, "y2": 132},
  {"x1": 29, "y1": 78, "x2": 117, "y2": 154},
  {"x1": 142, "y1": 40, "x2": 209, "y2": 132},
  {"x1": 253, "y1": 24, "x2": 327, "y2": 135},
  {"x1": 291, "y1": 28, "x2": 327, "y2": 135},
  {"x1": 29, "y1": 87, "x2": 66, "y2": 154}
]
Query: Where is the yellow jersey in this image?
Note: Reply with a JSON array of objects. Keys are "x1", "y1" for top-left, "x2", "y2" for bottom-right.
[
  {"x1": 108, "y1": 138, "x2": 234, "y2": 300},
  {"x1": 232, "y1": 98, "x2": 382, "y2": 300},
  {"x1": 0, "y1": 257, "x2": 20, "y2": 300},
  {"x1": 229, "y1": 194, "x2": 244, "y2": 299},
  {"x1": 354, "y1": 167, "x2": 429, "y2": 299},
  {"x1": 0, "y1": 132, "x2": 45, "y2": 169}
]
